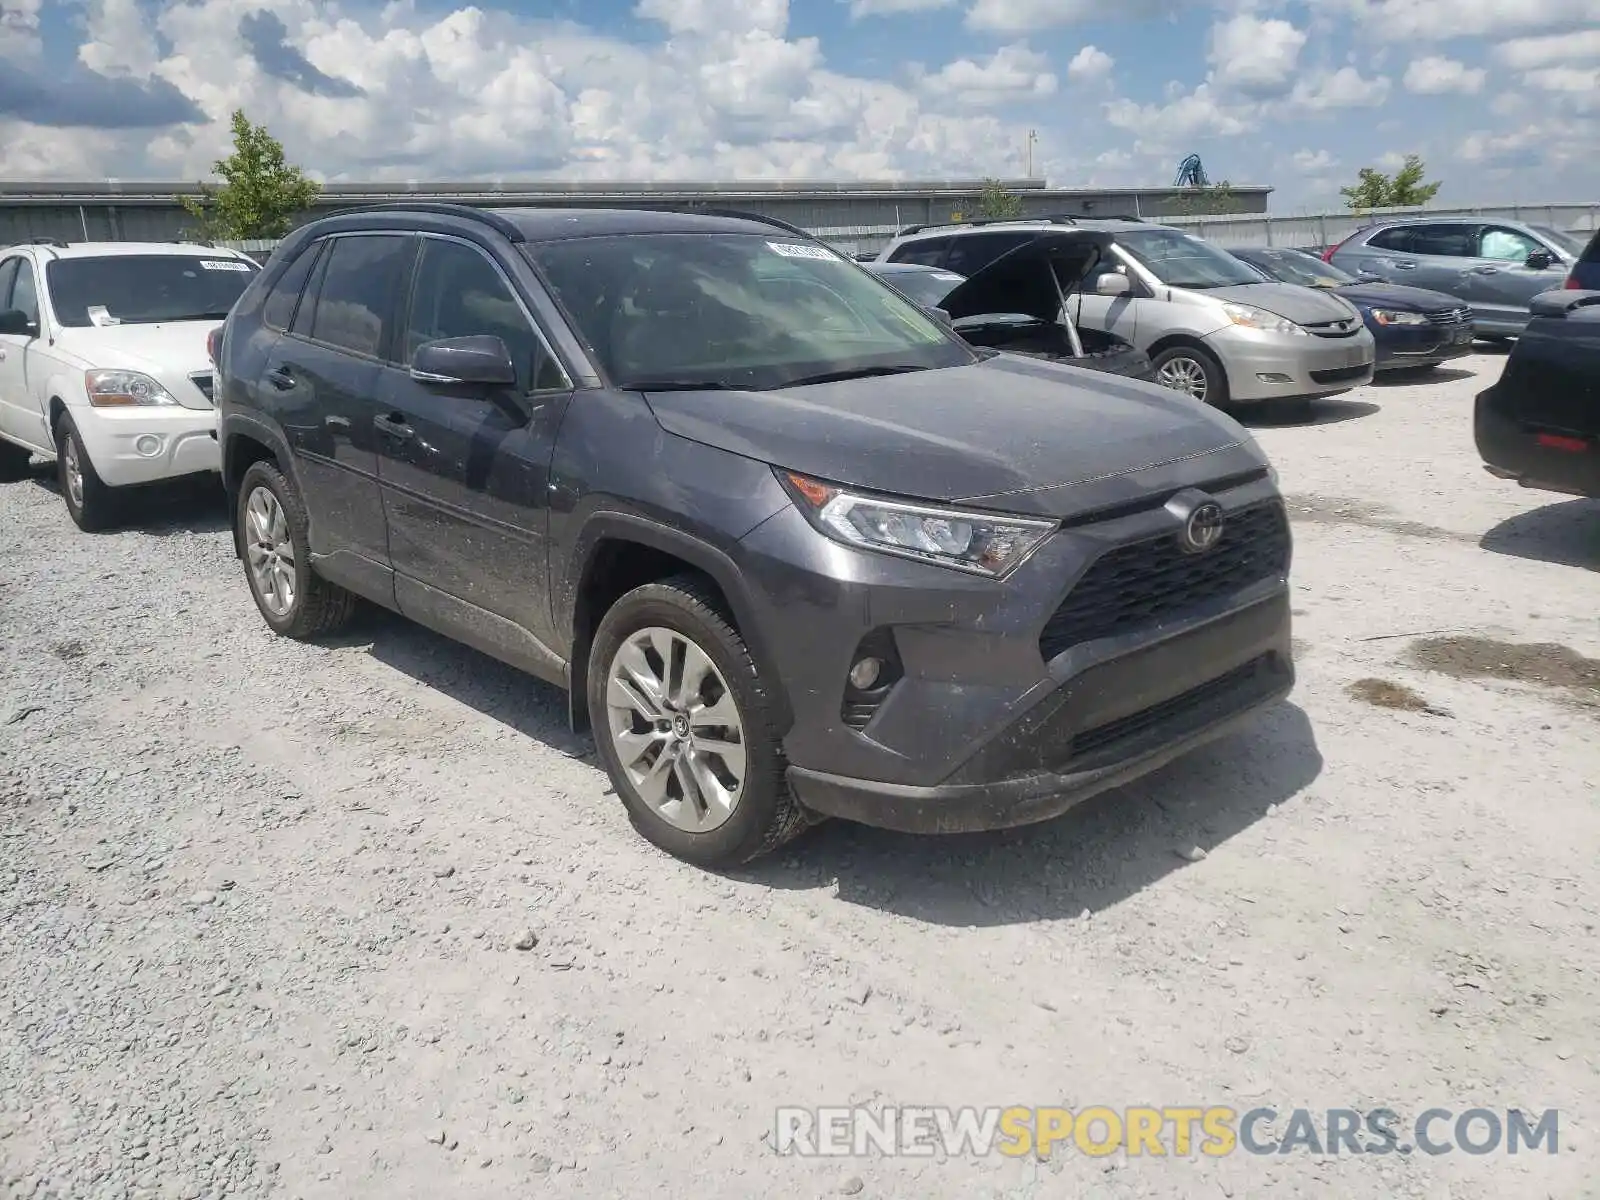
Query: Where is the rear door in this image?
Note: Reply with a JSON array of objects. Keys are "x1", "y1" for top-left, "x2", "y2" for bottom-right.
[
  {"x1": 1398, "y1": 223, "x2": 1481, "y2": 298},
  {"x1": 374, "y1": 233, "x2": 575, "y2": 662},
  {"x1": 1470, "y1": 225, "x2": 1571, "y2": 328},
  {"x1": 1340, "y1": 225, "x2": 1418, "y2": 280},
  {"x1": 260, "y1": 232, "x2": 414, "y2": 595}
]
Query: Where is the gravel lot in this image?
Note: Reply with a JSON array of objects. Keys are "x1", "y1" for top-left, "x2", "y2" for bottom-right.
[{"x1": 2, "y1": 350, "x2": 1597, "y2": 1200}]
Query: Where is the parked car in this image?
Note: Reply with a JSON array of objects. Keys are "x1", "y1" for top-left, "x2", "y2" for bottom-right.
[
  {"x1": 215, "y1": 203, "x2": 1295, "y2": 868},
  {"x1": 1563, "y1": 227, "x2": 1600, "y2": 292},
  {"x1": 0, "y1": 238, "x2": 258, "y2": 530},
  {"x1": 864, "y1": 243, "x2": 1154, "y2": 380},
  {"x1": 1324, "y1": 218, "x2": 1581, "y2": 337},
  {"x1": 1475, "y1": 288, "x2": 1600, "y2": 499},
  {"x1": 1230, "y1": 246, "x2": 1474, "y2": 372},
  {"x1": 878, "y1": 218, "x2": 1374, "y2": 412}
]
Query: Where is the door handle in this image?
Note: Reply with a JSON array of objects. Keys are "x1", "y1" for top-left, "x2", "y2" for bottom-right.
[
  {"x1": 325, "y1": 415, "x2": 351, "y2": 432},
  {"x1": 266, "y1": 365, "x2": 295, "y2": 390},
  {"x1": 1473, "y1": 266, "x2": 1501, "y2": 275},
  {"x1": 374, "y1": 413, "x2": 415, "y2": 442},
  {"x1": 1391, "y1": 261, "x2": 1416, "y2": 269}
]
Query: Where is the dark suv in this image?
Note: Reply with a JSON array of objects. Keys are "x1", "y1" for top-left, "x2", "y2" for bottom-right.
[{"x1": 215, "y1": 203, "x2": 1295, "y2": 868}]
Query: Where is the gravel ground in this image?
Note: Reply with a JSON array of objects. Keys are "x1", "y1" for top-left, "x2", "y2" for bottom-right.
[{"x1": 2, "y1": 351, "x2": 1597, "y2": 1200}]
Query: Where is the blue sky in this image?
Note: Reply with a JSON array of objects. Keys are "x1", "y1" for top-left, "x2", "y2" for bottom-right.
[{"x1": 0, "y1": 0, "x2": 1594, "y2": 209}]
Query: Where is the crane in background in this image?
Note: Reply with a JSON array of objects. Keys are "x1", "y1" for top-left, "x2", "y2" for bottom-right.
[{"x1": 1174, "y1": 154, "x2": 1210, "y2": 189}]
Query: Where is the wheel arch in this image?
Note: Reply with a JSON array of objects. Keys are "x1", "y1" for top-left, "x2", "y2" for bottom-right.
[
  {"x1": 563, "y1": 513, "x2": 793, "y2": 738},
  {"x1": 221, "y1": 419, "x2": 294, "y2": 559}
]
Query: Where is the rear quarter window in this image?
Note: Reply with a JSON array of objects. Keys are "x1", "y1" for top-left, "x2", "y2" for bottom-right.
[
  {"x1": 1364, "y1": 228, "x2": 1413, "y2": 252},
  {"x1": 887, "y1": 238, "x2": 951, "y2": 267}
]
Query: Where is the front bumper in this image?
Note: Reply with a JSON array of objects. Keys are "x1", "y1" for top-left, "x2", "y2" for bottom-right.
[
  {"x1": 734, "y1": 456, "x2": 1294, "y2": 835},
  {"x1": 1475, "y1": 390, "x2": 1600, "y2": 499},
  {"x1": 1374, "y1": 321, "x2": 1476, "y2": 369},
  {"x1": 69, "y1": 404, "x2": 219, "y2": 487},
  {"x1": 1209, "y1": 326, "x2": 1375, "y2": 402}
]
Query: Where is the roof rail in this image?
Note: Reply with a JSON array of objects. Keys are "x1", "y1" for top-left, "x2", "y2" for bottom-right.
[
  {"x1": 30, "y1": 236, "x2": 69, "y2": 248},
  {"x1": 632, "y1": 204, "x2": 823, "y2": 243},
  {"x1": 329, "y1": 201, "x2": 527, "y2": 242},
  {"x1": 895, "y1": 214, "x2": 1078, "y2": 237},
  {"x1": 1070, "y1": 213, "x2": 1144, "y2": 223}
]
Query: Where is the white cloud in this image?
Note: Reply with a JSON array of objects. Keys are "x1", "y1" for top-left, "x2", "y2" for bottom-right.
[
  {"x1": 1402, "y1": 56, "x2": 1486, "y2": 94},
  {"x1": 1208, "y1": 14, "x2": 1307, "y2": 95},
  {"x1": 0, "y1": 0, "x2": 41, "y2": 59},
  {"x1": 846, "y1": 0, "x2": 955, "y2": 16},
  {"x1": 1066, "y1": 45, "x2": 1114, "y2": 83},
  {"x1": 1326, "y1": 0, "x2": 1596, "y2": 41},
  {"x1": 1104, "y1": 82, "x2": 1254, "y2": 149},
  {"x1": 1523, "y1": 64, "x2": 1600, "y2": 107},
  {"x1": 1292, "y1": 148, "x2": 1336, "y2": 172},
  {"x1": 634, "y1": 0, "x2": 788, "y2": 37},
  {"x1": 919, "y1": 42, "x2": 1057, "y2": 106},
  {"x1": 1495, "y1": 28, "x2": 1600, "y2": 69},
  {"x1": 1290, "y1": 66, "x2": 1391, "y2": 110},
  {"x1": 1456, "y1": 129, "x2": 1543, "y2": 171},
  {"x1": 966, "y1": 0, "x2": 1177, "y2": 33}
]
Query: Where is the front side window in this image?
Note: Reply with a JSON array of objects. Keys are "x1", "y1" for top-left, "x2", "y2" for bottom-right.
[
  {"x1": 1479, "y1": 226, "x2": 1542, "y2": 262},
  {"x1": 406, "y1": 239, "x2": 567, "y2": 392},
  {"x1": 304, "y1": 235, "x2": 414, "y2": 358},
  {"x1": 45, "y1": 255, "x2": 257, "y2": 327},
  {"x1": 1113, "y1": 229, "x2": 1265, "y2": 289},
  {"x1": 527, "y1": 233, "x2": 970, "y2": 391},
  {"x1": 0, "y1": 259, "x2": 19, "y2": 313}
]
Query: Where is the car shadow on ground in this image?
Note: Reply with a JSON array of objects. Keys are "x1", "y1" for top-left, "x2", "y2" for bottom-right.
[
  {"x1": 739, "y1": 701, "x2": 1322, "y2": 928},
  {"x1": 1236, "y1": 400, "x2": 1379, "y2": 429},
  {"x1": 1480, "y1": 499, "x2": 1600, "y2": 571},
  {"x1": 1369, "y1": 366, "x2": 1476, "y2": 387},
  {"x1": 1472, "y1": 338, "x2": 1514, "y2": 355},
  {"x1": 29, "y1": 467, "x2": 231, "y2": 535}
]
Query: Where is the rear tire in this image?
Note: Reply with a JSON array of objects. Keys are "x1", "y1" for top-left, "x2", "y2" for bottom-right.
[
  {"x1": 587, "y1": 574, "x2": 807, "y2": 868},
  {"x1": 55, "y1": 414, "x2": 117, "y2": 532},
  {"x1": 1151, "y1": 345, "x2": 1230, "y2": 406},
  {"x1": 0, "y1": 440, "x2": 31, "y2": 482},
  {"x1": 236, "y1": 460, "x2": 358, "y2": 639}
]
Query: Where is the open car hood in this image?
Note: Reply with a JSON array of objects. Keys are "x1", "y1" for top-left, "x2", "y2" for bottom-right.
[{"x1": 937, "y1": 230, "x2": 1114, "y2": 323}]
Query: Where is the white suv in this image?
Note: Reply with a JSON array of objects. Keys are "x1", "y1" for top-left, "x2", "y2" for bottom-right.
[{"x1": 0, "y1": 239, "x2": 260, "y2": 530}]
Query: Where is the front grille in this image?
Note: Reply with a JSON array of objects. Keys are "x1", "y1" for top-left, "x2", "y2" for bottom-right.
[
  {"x1": 1069, "y1": 655, "x2": 1272, "y2": 761},
  {"x1": 1425, "y1": 307, "x2": 1472, "y2": 325},
  {"x1": 1038, "y1": 501, "x2": 1290, "y2": 660},
  {"x1": 1305, "y1": 320, "x2": 1361, "y2": 338},
  {"x1": 190, "y1": 373, "x2": 216, "y2": 403},
  {"x1": 1310, "y1": 364, "x2": 1371, "y2": 384}
]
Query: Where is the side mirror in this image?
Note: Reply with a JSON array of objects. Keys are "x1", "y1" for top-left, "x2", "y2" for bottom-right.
[
  {"x1": 1526, "y1": 249, "x2": 1558, "y2": 270},
  {"x1": 410, "y1": 335, "x2": 517, "y2": 387},
  {"x1": 0, "y1": 308, "x2": 38, "y2": 338},
  {"x1": 1095, "y1": 273, "x2": 1132, "y2": 297}
]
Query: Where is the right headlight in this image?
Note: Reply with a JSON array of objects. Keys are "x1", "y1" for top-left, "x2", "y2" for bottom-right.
[
  {"x1": 778, "y1": 470, "x2": 1057, "y2": 579},
  {"x1": 1222, "y1": 302, "x2": 1307, "y2": 337},
  {"x1": 85, "y1": 369, "x2": 180, "y2": 408},
  {"x1": 1370, "y1": 309, "x2": 1428, "y2": 326}
]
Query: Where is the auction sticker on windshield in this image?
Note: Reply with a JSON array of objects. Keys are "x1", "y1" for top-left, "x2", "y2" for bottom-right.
[
  {"x1": 199, "y1": 260, "x2": 252, "y2": 271},
  {"x1": 769, "y1": 242, "x2": 839, "y2": 261}
]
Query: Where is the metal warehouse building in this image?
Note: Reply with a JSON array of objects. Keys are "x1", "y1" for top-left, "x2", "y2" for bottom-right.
[{"x1": 0, "y1": 178, "x2": 1272, "y2": 254}]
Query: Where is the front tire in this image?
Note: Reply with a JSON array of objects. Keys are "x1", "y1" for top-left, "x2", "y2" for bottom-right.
[
  {"x1": 1151, "y1": 345, "x2": 1230, "y2": 407},
  {"x1": 55, "y1": 414, "x2": 117, "y2": 532},
  {"x1": 586, "y1": 575, "x2": 806, "y2": 868},
  {"x1": 236, "y1": 460, "x2": 357, "y2": 639}
]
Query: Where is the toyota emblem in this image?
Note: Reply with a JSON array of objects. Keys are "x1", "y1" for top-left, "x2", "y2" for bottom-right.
[{"x1": 1180, "y1": 501, "x2": 1225, "y2": 554}]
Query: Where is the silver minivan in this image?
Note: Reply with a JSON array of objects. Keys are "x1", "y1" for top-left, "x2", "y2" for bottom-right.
[{"x1": 877, "y1": 219, "x2": 1375, "y2": 410}]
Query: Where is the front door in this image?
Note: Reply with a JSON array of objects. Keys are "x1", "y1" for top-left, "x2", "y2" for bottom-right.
[
  {"x1": 267, "y1": 232, "x2": 415, "y2": 595},
  {"x1": 0, "y1": 256, "x2": 49, "y2": 450},
  {"x1": 1468, "y1": 225, "x2": 1571, "y2": 330},
  {"x1": 374, "y1": 234, "x2": 575, "y2": 665}
]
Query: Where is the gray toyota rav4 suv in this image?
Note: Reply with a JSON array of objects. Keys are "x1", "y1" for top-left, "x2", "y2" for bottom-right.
[{"x1": 214, "y1": 203, "x2": 1295, "y2": 868}]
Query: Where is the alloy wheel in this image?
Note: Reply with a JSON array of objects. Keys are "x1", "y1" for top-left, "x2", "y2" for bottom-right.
[
  {"x1": 244, "y1": 485, "x2": 296, "y2": 617},
  {"x1": 604, "y1": 626, "x2": 747, "y2": 833},
  {"x1": 1156, "y1": 356, "x2": 1210, "y2": 402},
  {"x1": 63, "y1": 437, "x2": 84, "y2": 509}
]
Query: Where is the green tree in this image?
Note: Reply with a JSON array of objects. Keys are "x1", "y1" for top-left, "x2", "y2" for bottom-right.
[
  {"x1": 182, "y1": 110, "x2": 322, "y2": 240},
  {"x1": 1171, "y1": 179, "x2": 1244, "y2": 216},
  {"x1": 974, "y1": 179, "x2": 1023, "y2": 220},
  {"x1": 1340, "y1": 154, "x2": 1441, "y2": 211}
]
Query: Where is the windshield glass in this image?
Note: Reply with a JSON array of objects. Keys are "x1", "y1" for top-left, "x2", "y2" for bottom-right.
[
  {"x1": 877, "y1": 268, "x2": 964, "y2": 307},
  {"x1": 526, "y1": 233, "x2": 971, "y2": 390},
  {"x1": 1531, "y1": 226, "x2": 1583, "y2": 256},
  {"x1": 1237, "y1": 249, "x2": 1356, "y2": 288},
  {"x1": 46, "y1": 255, "x2": 258, "y2": 327},
  {"x1": 1115, "y1": 229, "x2": 1266, "y2": 289}
]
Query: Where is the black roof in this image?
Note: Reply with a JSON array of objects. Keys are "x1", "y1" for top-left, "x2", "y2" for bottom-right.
[{"x1": 498, "y1": 207, "x2": 788, "y2": 241}]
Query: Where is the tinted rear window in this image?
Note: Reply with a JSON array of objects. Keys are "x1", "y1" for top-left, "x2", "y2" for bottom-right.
[
  {"x1": 261, "y1": 243, "x2": 323, "y2": 331},
  {"x1": 46, "y1": 255, "x2": 258, "y2": 327},
  {"x1": 300, "y1": 235, "x2": 414, "y2": 358}
]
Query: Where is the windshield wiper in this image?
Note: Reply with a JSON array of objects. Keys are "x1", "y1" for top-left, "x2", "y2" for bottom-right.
[
  {"x1": 621, "y1": 379, "x2": 744, "y2": 392},
  {"x1": 780, "y1": 365, "x2": 929, "y2": 388}
]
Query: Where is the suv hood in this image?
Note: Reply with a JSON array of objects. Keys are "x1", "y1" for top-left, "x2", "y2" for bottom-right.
[
  {"x1": 1202, "y1": 282, "x2": 1359, "y2": 325},
  {"x1": 642, "y1": 353, "x2": 1261, "y2": 519},
  {"x1": 938, "y1": 231, "x2": 1113, "y2": 323},
  {"x1": 53, "y1": 320, "x2": 218, "y2": 374}
]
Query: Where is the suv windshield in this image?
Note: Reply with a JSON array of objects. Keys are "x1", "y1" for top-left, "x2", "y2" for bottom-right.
[
  {"x1": 1239, "y1": 249, "x2": 1356, "y2": 289},
  {"x1": 1115, "y1": 228, "x2": 1265, "y2": 290},
  {"x1": 880, "y1": 269, "x2": 964, "y2": 308},
  {"x1": 1531, "y1": 226, "x2": 1583, "y2": 257},
  {"x1": 526, "y1": 233, "x2": 971, "y2": 390},
  {"x1": 46, "y1": 254, "x2": 258, "y2": 327}
]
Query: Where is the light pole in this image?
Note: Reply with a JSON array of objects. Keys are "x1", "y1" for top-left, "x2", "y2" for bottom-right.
[{"x1": 1026, "y1": 130, "x2": 1039, "y2": 179}]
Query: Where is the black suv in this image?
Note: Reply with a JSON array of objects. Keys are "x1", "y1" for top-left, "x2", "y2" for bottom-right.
[{"x1": 215, "y1": 204, "x2": 1295, "y2": 867}]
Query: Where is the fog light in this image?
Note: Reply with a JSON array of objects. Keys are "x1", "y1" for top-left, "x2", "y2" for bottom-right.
[
  {"x1": 1256, "y1": 372, "x2": 1293, "y2": 384},
  {"x1": 134, "y1": 435, "x2": 162, "y2": 457},
  {"x1": 848, "y1": 657, "x2": 884, "y2": 690}
]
